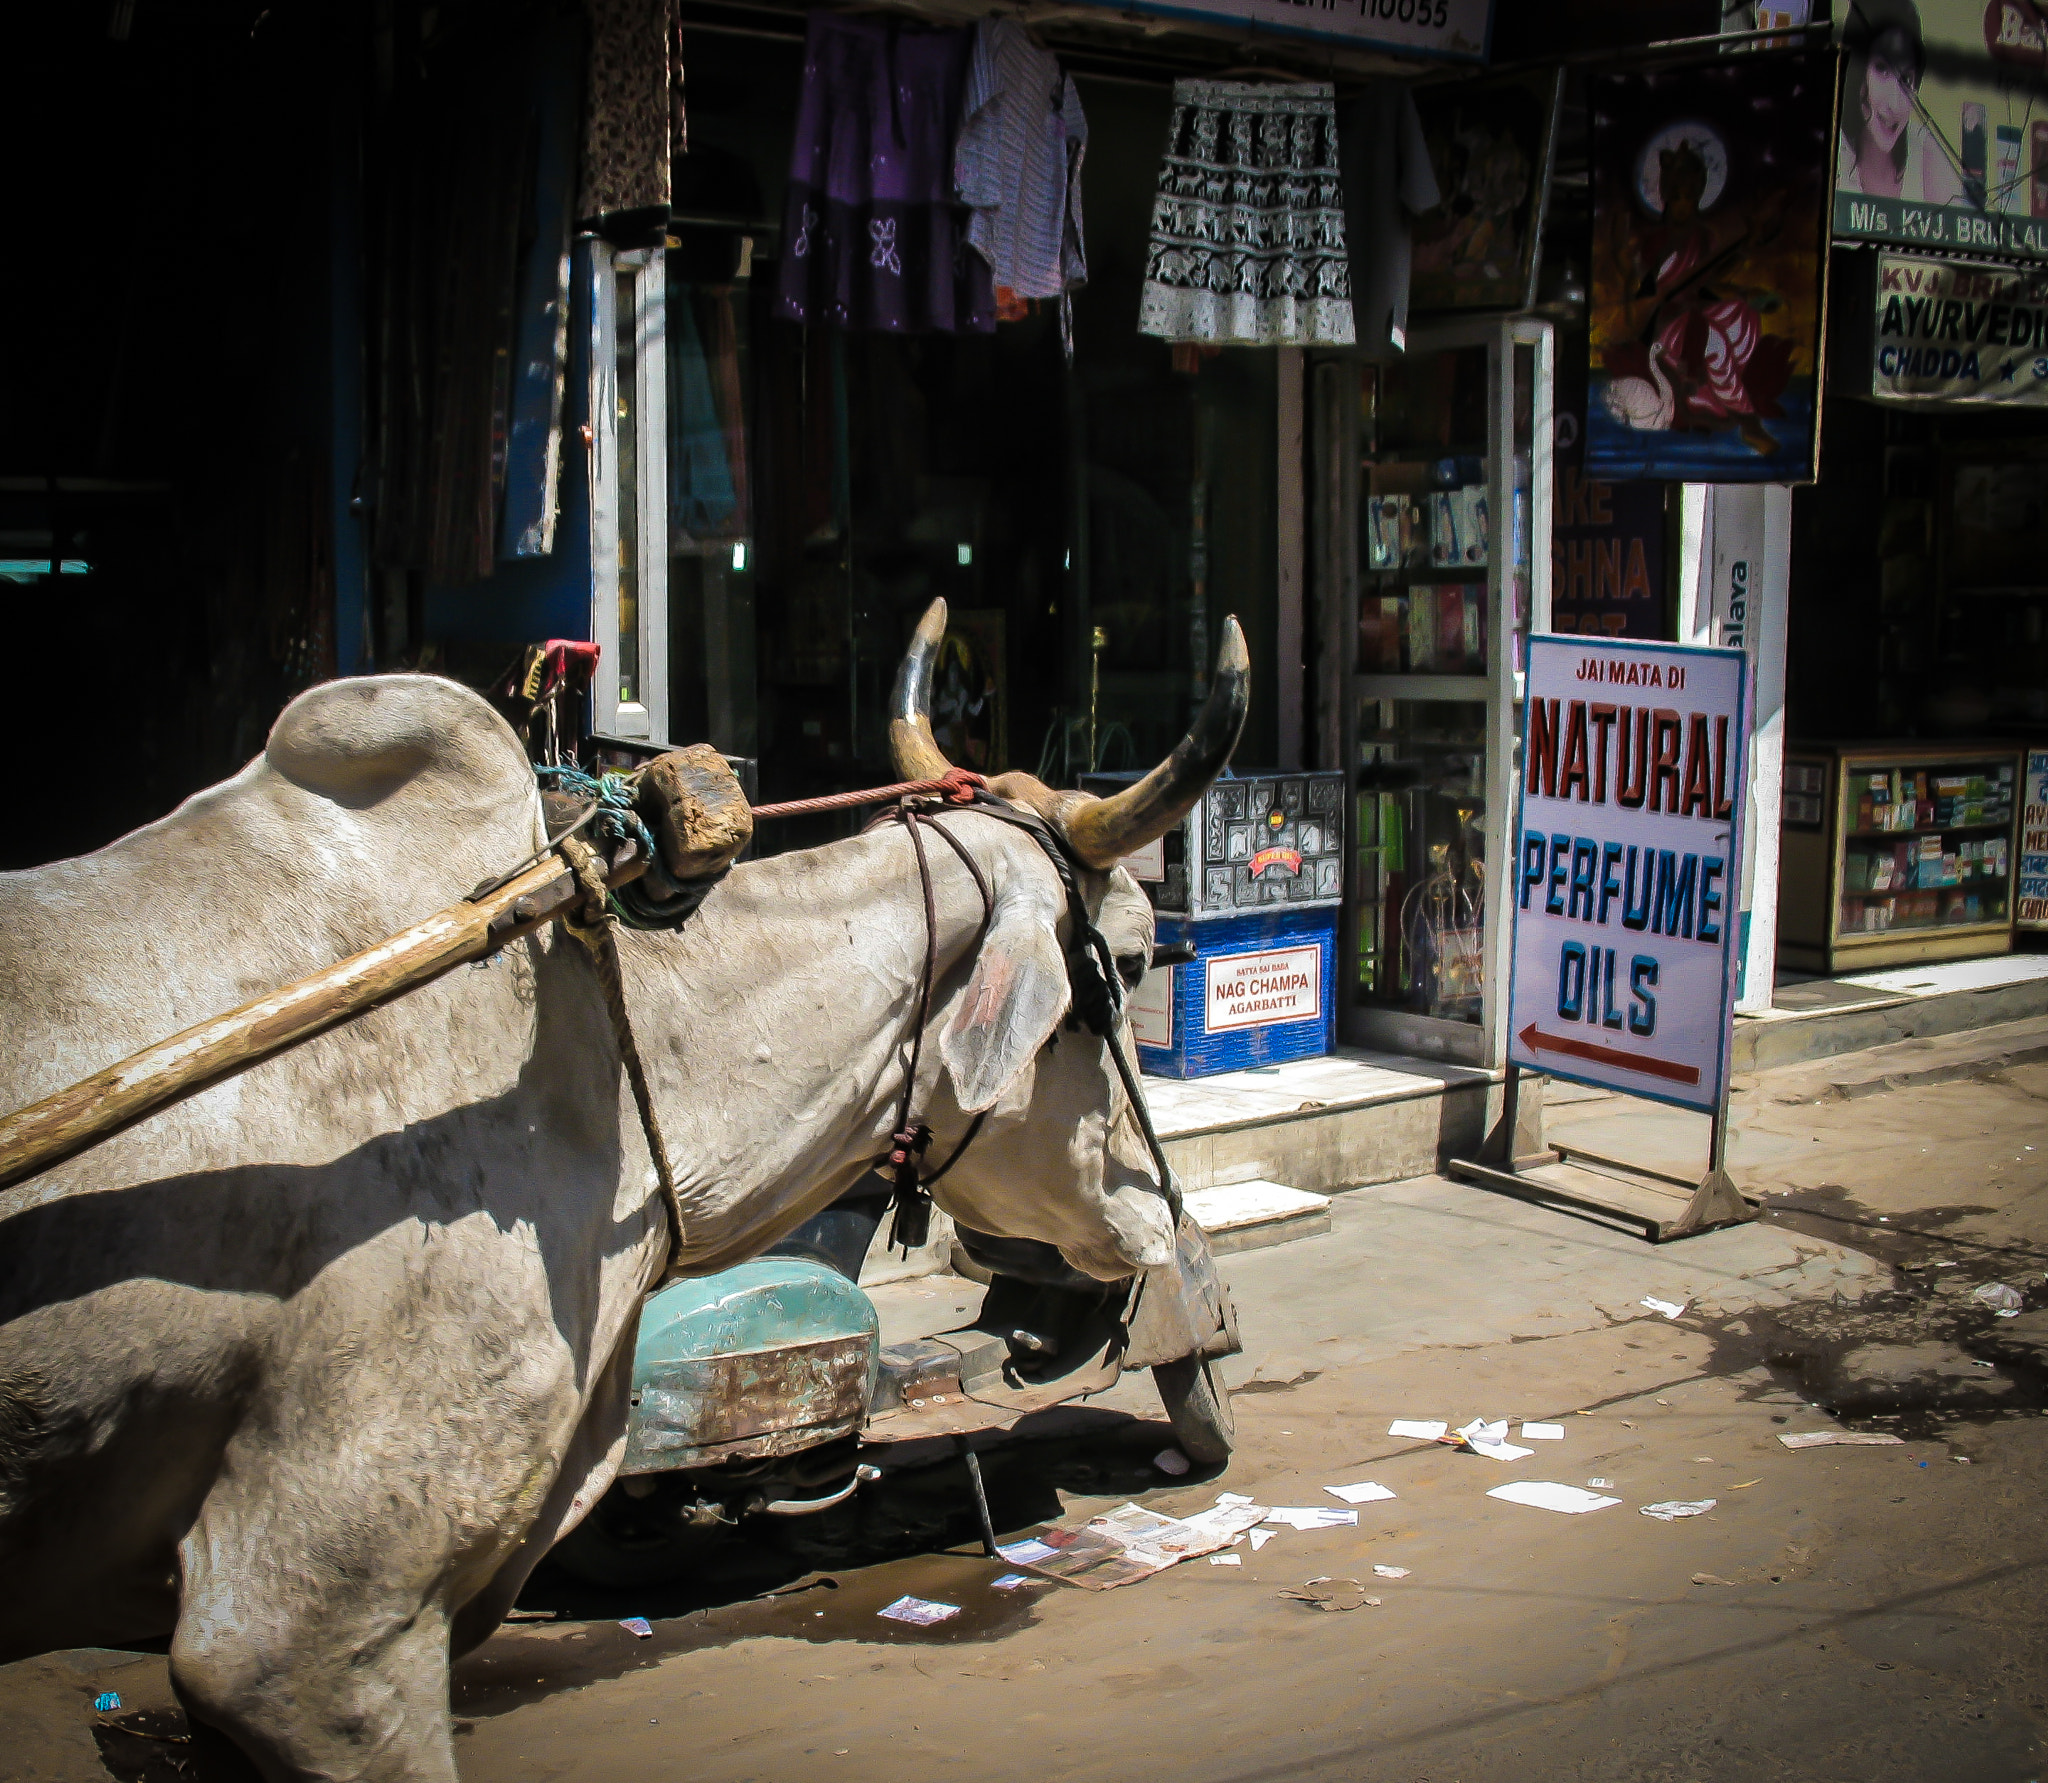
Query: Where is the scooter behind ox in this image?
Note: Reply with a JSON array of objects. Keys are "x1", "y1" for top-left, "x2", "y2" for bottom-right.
[{"x1": 552, "y1": 1182, "x2": 1238, "y2": 1585}]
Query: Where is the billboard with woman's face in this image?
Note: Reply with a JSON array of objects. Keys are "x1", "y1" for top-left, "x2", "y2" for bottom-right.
[{"x1": 1836, "y1": 0, "x2": 2048, "y2": 260}]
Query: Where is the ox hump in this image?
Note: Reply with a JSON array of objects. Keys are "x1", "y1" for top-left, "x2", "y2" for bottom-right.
[{"x1": 266, "y1": 675, "x2": 534, "y2": 814}]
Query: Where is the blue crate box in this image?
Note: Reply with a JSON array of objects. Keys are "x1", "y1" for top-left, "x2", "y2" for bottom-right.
[{"x1": 1130, "y1": 905, "x2": 1337, "y2": 1079}]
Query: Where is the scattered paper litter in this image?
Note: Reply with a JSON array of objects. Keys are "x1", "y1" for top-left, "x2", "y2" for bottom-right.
[
  {"x1": 618, "y1": 1617, "x2": 653, "y2": 1639},
  {"x1": 1692, "y1": 1572, "x2": 1737, "y2": 1587},
  {"x1": 1587, "y1": 1477, "x2": 1614, "y2": 1489},
  {"x1": 1209, "y1": 1554, "x2": 1242, "y2": 1566},
  {"x1": 1521, "y1": 1422, "x2": 1565, "y2": 1440},
  {"x1": 1778, "y1": 1431, "x2": 1904, "y2": 1449},
  {"x1": 1372, "y1": 1565, "x2": 1410, "y2": 1579},
  {"x1": 1249, "y1": 1528, "x2": 1276, "y2": 1551},
  {"x1": 1455, "y1": 1418, "x2": 1535, "y2": 1462},
  {"x1": 1973, "y1": 1283, "x2": 2024, "y2": 1313},
  {"x1": 1154, "y1": 1448, "x2": 1191, "y2": 1476},
  {"x1": 990, "y1": 1573, "x2": 1033, "y2": 1590},
  {"x1": 1216, "y1": 1492, "x2": 1255, "y2": 1506},
  {"x1": 1265, "y1": 1507, "x2": 1359, "y2": 1530},
  {"x1": 1641, "y1": 1297, "x2": 1687, "y2": 1320},
  {"x1": 1388, "y1": 1418, "x2": 1448, "y2": 1440},
  {"x1": 93, "y1": 1693, "x2": 121, "y2": 1714},
  {"x1": 996, "y1": 1538, "x2": 1058, "y2": 1565},
  {"x1": 1640, "y1": 1499, "x2": 1717, "y2": 1521},
  {"x1": 1324, "y1": 1481, "x2": 1397, "y2": 1505},
  {"x1": 1280, "y1": 1576, "x2": 1370, "y2": 1612},
  {"x1": 1729, "y1": 1479, "x2": 1761, "y2": 1489},
  {"x1": 1003, "y1": 1500, "x2": 1271, "y2": 1589},
  {"x1": 878, "y1": 1596, "x2": 960, "y2": 1626},
  {"x1": 1487, "y1": 1481, "x2": 1621, "y2": 1514}
]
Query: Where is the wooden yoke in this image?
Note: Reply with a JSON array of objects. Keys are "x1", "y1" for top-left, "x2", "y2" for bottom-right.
[{"x1": 0, "y1": 842, "x2": 648, "y2": 1198}]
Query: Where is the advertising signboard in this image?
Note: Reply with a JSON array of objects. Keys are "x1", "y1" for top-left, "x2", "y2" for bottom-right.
[
  {"x1": 1506, "y1": 637, "x2": 1750, "y2": 1114},
  {"x1": 1868, "y1": 252, "x2": 2048, "y2": 403},
  {"x1": 2020, "y1": 749, "x2": 2048, "y2": 928},
  {"x1": 1586, "y1": 50, "x2": 1835, "y2": 484},
  {"x1": 1835, "y1": 0, "x2": 2048, "y2": 263},
  {"x1": 1070, "y1": 0, "x2": 1490, "y2": 58}
]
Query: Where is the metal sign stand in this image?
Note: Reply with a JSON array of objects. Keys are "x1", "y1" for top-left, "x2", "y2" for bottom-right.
[{"x1": 1448, "y1": 1066, "x2": 1754, "y2": 1245}]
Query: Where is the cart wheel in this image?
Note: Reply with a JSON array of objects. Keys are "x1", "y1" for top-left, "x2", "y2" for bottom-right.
[
  {"x1": 549, "y1": 1488, "x2": 723, "y2": 1589},
  {"x1": 1152, "y1": 1354, "x2": 1235, "y2": 1465}
]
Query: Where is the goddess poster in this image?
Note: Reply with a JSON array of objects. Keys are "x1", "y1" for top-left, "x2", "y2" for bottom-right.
[{"x1": 1586, "y1": 50, "x2": 1835, "y2": 483}]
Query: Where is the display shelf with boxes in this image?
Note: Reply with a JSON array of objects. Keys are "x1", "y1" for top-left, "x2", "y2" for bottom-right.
[
  {"x1": 1082, "y1": 768, "x2": 1344, "y2": 1079},
  {"x1": 1777, "y1": 743, "x2": 2022, "y2": 973}
]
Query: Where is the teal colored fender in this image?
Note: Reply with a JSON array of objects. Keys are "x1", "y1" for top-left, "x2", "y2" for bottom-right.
[{"x1": 620, "y1": 1257, "x2": 880, "y2": 1476}]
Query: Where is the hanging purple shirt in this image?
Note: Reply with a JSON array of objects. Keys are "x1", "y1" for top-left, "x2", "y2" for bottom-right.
[{"x1": 775, "y1": 14, "x2": 994, "y2": 334}]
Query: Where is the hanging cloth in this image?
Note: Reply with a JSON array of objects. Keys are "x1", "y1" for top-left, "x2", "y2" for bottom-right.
[
  {"x1": 1339, "y1": 79, "x2": 1442, "y2": 356},
  {"x1": 578, "y1": 0, "x2": 687, "y2": 241},
  {"x1": 774, "y1": 13, "x2": 995, "y2": 334},
  {"x1": 1138, "y1": 80, "x2": 1355, "y2": 348},
  {"x1": 954, "y1": 19, "x2": 1087, "y2": 348}
]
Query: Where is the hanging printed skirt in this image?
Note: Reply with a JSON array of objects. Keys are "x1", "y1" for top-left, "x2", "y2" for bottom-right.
[
  {"x1": 773, "y1": 13, "x2": 995, "y2": 334},
  {"x1": 1138, "y1": 80, "x2": 1355, "y2": 347}
]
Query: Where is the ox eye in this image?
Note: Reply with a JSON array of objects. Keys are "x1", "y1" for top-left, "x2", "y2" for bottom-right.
[{"x1": 1114, "y1": 951, "x2": 1148, "y2": 989}]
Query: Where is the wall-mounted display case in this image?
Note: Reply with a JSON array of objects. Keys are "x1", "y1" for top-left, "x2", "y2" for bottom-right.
[
  {"x1": 1777, "y1": 742, "x2": 2021, "y2": 973},
  {"x1": 1315, "y1": 315, "x2": 1553, "y2": 1067}
]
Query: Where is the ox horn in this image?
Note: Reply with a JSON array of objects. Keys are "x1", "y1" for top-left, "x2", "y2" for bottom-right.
[
  {"x1": 1063, "y1": 617, "x2": 1249, "y2": 869},
  {"x1": 888, "y1": 599, "x2": 1250, "y2": 870},
  {"x1": 888, "y1": 598, "x2": 954, "y2": 783}
]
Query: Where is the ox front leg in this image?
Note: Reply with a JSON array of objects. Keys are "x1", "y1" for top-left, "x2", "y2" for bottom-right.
[{"x1": 170, "y1": 1514, "x2": 466, "y2": 1783}]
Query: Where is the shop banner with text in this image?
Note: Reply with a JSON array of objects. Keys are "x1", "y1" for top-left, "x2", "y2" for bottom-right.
[
  {"x1": 1870, "y1": 252, "x2": 2048, "y2": 402},
  {"x1": 2021, "y1": 749, "x2": 2048, "y2": 928},
  {"x1": 1835, "y1": 1, "x2": 2048, "y2": 263},
  {"x1": 1588, "y1": 51, "x2": 1834, "y2": 484},
  {"x1": 1074, "y1": 0, "x2": 1489, "y2": 58},
  {"x1": 1507, "y1": 637, "x2": 1749, "y2": 1113}
]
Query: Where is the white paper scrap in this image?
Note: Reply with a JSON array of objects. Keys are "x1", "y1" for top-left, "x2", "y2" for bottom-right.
[
  {"x1": 1467, "y1": 1437, "x2": 1536, "y2": 1462},
  {"x1": 1456, "y1": 1418, "x2": 1508, "y2": 1446},
  {"x1": 1216, "y1": 1492, "x2": 1255, "y2": 1506},
  {"x1": 996, "y1": 1538, "x2": 1059, "y2": 1564},
  {"x1": 1486, "y1": 1481, "x2": 1622, "y2": 1514},
  {"x1": 1249, "y1": 1528, "x2": 1276, "y2": 1551},
  {"x1": 878, "y1": 1596, "x2": 960, "y2": 1626},
  {"x1": 1521, "y1": 1422, "x2": 1566, "y2": 1441},
  {"x1": 1372, "y1": 1565, "x2": 1410, "y2": 1579},
  {"x1": 1209, "y1": 1554, "x2": 1242, "y2": 1566},
  {"x1": 1777, "y1": 1431, "x2": 1904, "y2": 1449},
  {"x1": 990, "y1": 1573, "x2": 1033, "y2": 1590},
  {"x1": 1264, "y1": 1507, "x2": 1359, "y2": 1530},
  {"x1": 1640, "y1": 1499, "x2": 1717, "y2": 1521},
  {"x1": 1388, "y1": 1419, "x2": 1448, "y2": 1441},
  {"x1": 1324, "y1": 1481, "x2": 1397, "y2": 1505},
  {"x1": 1641, "y1": 1297, "x2": 1688, "y2": 1320}
]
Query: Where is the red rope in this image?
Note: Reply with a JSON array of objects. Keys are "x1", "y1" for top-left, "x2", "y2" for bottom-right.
[{"x1": 749, "y1": 766, "x2": 986, "y2": 822}]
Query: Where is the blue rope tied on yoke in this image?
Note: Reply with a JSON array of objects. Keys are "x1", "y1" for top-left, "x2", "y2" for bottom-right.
[{"x1": 534, "y1": 764, "x2": 722, "y2": 931}]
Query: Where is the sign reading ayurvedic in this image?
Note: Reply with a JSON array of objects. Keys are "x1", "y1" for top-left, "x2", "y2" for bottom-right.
[{"x1": 1506, "y1": 638, "x2": 1749, "y2": 1113}]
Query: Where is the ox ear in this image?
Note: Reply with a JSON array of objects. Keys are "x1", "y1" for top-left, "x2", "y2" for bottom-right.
[{"x1": 940, "y1": 882, "x2": 1072, "y2": 1114}]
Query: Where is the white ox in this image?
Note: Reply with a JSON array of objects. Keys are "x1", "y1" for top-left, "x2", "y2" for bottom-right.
[{"x1": 0, "y1": 601, "x2": 1247, "y2": 1781}]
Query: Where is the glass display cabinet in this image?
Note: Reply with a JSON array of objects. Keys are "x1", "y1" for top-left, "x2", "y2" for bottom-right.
[
  {"x1": 1778, "y1": 742, "x2": 2022, "y2": 973},
  {"x1": 1314, "y1": 316, "x2": 1553, "y2": 1066}
]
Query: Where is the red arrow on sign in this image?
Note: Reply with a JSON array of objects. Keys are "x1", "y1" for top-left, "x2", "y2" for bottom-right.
[{"x1": 1518, "y1": 1024, "x2": 1701, "y2": 1086}]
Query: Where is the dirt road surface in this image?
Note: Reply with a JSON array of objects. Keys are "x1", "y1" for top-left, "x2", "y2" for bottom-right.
[{"x1": 9, "y1": 1055, "x2": 2047, "y2": 1782}]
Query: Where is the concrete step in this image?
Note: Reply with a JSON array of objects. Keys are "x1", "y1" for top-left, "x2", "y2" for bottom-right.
[
  {"x1": 1759, "y1": 1014, "x2": 2048, "y2": 1105},
  {"x1": 1734, "y1": 953, "x2": 2048, "y2": 1073},
  {"x1": 1183, "y1": 1179, "x2": 1332, "y2": 1254},
  {"x1": 1144, "y1": 1050, "x2": 1509, "y2": 1199}
]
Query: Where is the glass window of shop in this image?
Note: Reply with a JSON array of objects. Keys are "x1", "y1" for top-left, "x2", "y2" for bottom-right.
[
  {"x1": 1318, "y1": 318, "x2": 1550, "y2": 1066},
  {"x1": 659, "y1": 32, "x2": 1279, "y2": 850}
]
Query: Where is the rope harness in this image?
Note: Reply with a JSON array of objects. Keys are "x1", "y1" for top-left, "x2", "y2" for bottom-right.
[{"x1": 527, "y1": 759, "x2": 1181, "y2": 1282}]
